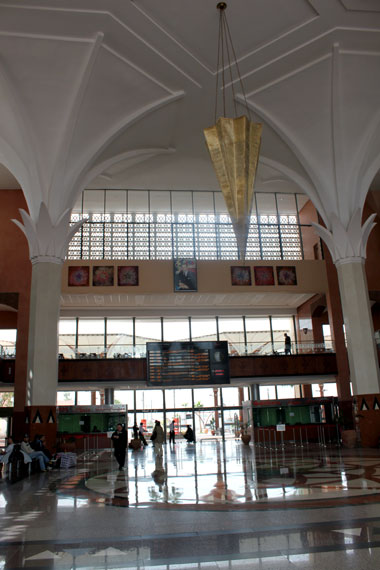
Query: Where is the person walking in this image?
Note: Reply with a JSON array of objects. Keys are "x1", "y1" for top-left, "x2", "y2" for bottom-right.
[
  {"x1": 151, "y1": 420, "x2": 164, "y2": 456},
  {"x1": 139, "y1": 422, "x2": 148, "y2": 447},
  {"x1": 169, "y1": 419, "x2": 175, "y2": 445},
  {"x1": 111, "y1": 423, "x2": 128, "y2": 470}
]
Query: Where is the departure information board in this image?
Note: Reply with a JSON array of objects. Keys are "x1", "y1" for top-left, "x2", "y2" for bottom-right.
[{"x1": 146, "y1": 341, "x2": 230, "y2": 386}]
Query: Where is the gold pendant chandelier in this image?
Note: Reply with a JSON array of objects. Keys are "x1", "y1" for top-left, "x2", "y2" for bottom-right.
[{"x1": 204, "y1": 2, "x2": 262, "y2": 261}]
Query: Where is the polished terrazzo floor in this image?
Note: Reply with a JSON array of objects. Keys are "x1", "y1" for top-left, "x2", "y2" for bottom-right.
[{"x1": 1, "y1": 439, "x2": 380, "y2": 568}]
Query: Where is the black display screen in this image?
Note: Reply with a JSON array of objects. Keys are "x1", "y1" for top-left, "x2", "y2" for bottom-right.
[{"x1": 146, "y1": 341, "x2": 230, "y2": 386}]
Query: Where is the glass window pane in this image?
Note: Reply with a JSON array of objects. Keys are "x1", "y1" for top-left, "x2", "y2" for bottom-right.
[
  {"x1": 223, "y1": 409, "x2": 241, "y2": 438},
  {"x1": 214, "y1": 192, "x2": 227, "y2": 214},
  {"x1": 221, "y1": 387, "x2": 241, "y2": 407},
  {"x1": 191, "y1": 318, "x2": 217, "y2": 342},
  {"x1": 59, "y1": 319, "x2": 76, "y2": 335},
  {"x1": 0, "y1": 329, "x2": 17, "y2": 356},
  {"x1": 77, "y1": 391, "x2": 92, "y2": 405},
  {"x1": 163, "y1": 318, "x2": 190, "y2": 342},
  {"x1": 165, "y1": 388, "x2": 192, "y2": 409},
  {"x1": 150, "y1": 191, "x2": 171, "y2": 213},
  {"x1": 136, "y1": 411, "x2": 163, "y2": 435},
  {"x1": 272, "y1": 317, "x2": 293, "y2": 355},
  {"x1": 105, "y1": 190, "x2": 127, "y2": 213},
  {"x1": 245, "y1": 317, "x2": 272, "y2": 355},
  {"x1": 83, "y1": 190, "x2": 104, "y2": 214},
  {"x1": 312, "y1": 383, "x2": 337, "y2": 397},
  {"x1": 78, "y1": 318, "x2": 105, "y2": 357},
  {"x1": 256, "y1": 193, "x2": 277, "y2": 218},
  {"x1": 136, "y1": 389, "x2": 163, "y2": 410},
  {"x1": 277, "y1": 385, "x2": 295, "y2": 399},
  {"x1": 193, "y1": 387, "x2": 219, "y2": 407},
  {"x1": 114, "y1": 390, "x2": 135, "y2": 409},
  {"x1": 276, "y1": 194, "x2": 297, "y2": 216},
  {"x1": 193, "y1": 192, "x2": 214, "y2": 213},
  {"x1": 171, "y1": 191, "x2": 192, "y2": 214},
  {"x1": 322, "y1": 324, "x2": 333, "y2": 350},
  {"x1": 128, "y1": 190, "x2": 149, "y2": 213},
  {"x1": 57, "y1": 391, "x2": 75, "y2": 406},
  {"x1": 107, "y1": 318, "x2": 134, "y2": 357},
  {"x1": 135, "y1": 318, "x2": 162, "y2": 358},
  {"x1": 259, "y1": 385, "x2": 276, "y2": 400},
  {"x1": 218, "y1": 317, "x2": 244, "y2": 356}
]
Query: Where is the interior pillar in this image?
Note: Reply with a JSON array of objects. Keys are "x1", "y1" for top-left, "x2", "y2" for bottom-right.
[
  {"x1": 335, "y1": 259, "x2": 380, "y2": 446},
  {"x1": 104, "y1": 388, "x2": 114, "y2": 405},
  {"x1": 25, "y1": 260, "x2": 62, "y2": 449},
  {"x1": 336, "y1": 259, "x2": 380, "y2": 395},
  {"x1": 324, "y1": 250, "x2": 353, "y2": 429}
]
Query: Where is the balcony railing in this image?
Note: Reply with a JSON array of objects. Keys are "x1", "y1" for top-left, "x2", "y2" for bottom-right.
[{"x1": 58, "y1": 341, "x2": 335, "y2": 360}]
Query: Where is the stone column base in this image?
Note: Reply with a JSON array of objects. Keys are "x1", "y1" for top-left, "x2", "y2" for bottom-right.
[
  {"x1": 355, "y1": 394, "x2": 380, "y2": 447},
  {"x1": 25, "y1": 405, "x2": 57, "y2": 451}
]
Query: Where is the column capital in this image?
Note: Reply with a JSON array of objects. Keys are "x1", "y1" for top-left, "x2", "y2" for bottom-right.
[
  {"x1": 312, "y1": 208, "x2": 376, "y2": 266},
  {"x1": 335, "y1": 257, "x2": 365, "y2": 268},
  {"x1": 12, "y1": 202, "x2": 84, "y2": 264}
]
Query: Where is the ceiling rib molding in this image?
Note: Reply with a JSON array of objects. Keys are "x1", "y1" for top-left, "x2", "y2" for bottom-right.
[{"x1": 130, "y1": 0, "x2": 214, "y2": 75}]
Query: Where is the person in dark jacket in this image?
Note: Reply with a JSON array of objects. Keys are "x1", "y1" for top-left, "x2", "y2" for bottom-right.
[
  {"x1": 132, "y1": 423, "x2": 139, "y2": 439},
  {"x1": 111, "y1": 424, "x2": 128, "y2": 470},
  {"x1": 284, "y1": 333, "x2": 291, "y2": 355},
  {"x1": 183, "y1": 425, "x2": 195, "y2": 443},
  {"x1": 32, "y1": 434, "x2": 52, "y2": 460}
]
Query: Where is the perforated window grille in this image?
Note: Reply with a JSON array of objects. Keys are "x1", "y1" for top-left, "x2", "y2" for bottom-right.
[{"x1": 67, "y1": 191, "x2": 310, "y2": 260}]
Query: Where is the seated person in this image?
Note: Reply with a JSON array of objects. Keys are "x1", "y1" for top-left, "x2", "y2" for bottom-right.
[
  {"x1": 21, "y1": 434, "x2": 50, "y2": 472},
  {"x1": 0, "y1": 436, "x2": 32, "y2": 472},
  {"x1": 183, "y1": 425, "x2": 195, "y2": 443},
  {"x1": 32, "y1": 434, "x2": 52, "y2": 460}
]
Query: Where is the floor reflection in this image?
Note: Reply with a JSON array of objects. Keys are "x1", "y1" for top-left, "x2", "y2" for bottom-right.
[
  {"x1": 1, "y1": 441, "x2": 380, "y2": 568},
  {"x1": 78, "y1": 440, "x2": 380, "y2": 510}
]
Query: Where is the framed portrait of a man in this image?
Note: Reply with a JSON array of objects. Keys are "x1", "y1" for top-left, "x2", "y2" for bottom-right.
[{"x1": 174, "y1": 259, "x2": 197, "y2": 292}]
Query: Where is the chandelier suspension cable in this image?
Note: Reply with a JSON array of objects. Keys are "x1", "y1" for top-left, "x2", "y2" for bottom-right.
[
  {"x1": 214, "y1": 15, "x2": 222, "y2": 123},
  {"x1": 223, "y1": 12, "x2": 252, "y2": 121},
  {"x1": 215, "y1": 2, "x2": 252, "y2": 122},
  {"x1": 221, "y1": 10, "x2": 238, "y2": 118}
]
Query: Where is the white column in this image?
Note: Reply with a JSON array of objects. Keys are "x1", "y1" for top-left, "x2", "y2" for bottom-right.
[
  {"x1": 312, "y1": 209, "x2": 379, "y2": 396},
  {"x1": 336, "y1": 259, "x2": 380, "y2": 395},
  {"x1": 27, "y1": 260, "x2": 62, "y2": 406},
  {"x1": 12, "y1": 202, "x2": 84, "y2": 407}
]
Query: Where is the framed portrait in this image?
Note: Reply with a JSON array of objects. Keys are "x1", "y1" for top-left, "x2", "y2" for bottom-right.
[
  {"x1": 174, "y1": 259, "x2": 197, "y2": 292},
  {"x1": 231, "y1": 266, "x2": 251, "y2": 286},
  {"x1": 118, "y1": 266, "x2": 139, "y2": 286},
  {"x1": 93, "y1": 266, "x2": 114, "y2": 287},
  {"x1": 276, "y1": 265, "x2": 297, "y2": 286},
  {"x1": 68, "y1": 266, "x2": 89, "y2": 287},
  {"x1": 254, "y1": 266, "x2": 275, "y2": 286}
]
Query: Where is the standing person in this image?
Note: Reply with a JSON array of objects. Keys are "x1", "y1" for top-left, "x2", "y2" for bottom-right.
[
  {"x1": 21, "y1": 434, "x2": 50, "y2": 471},
  {"x1": 151, "y1": 420, "x2": 164, "y2": 456},
  {"x1": 111, "y1": 424, "x2": 128, "y2": 471},
  {"x1": 169, "y1": 419, "x2": 175, "y2": 445},
  {"x1": 284, "y1": 333, "x2": 291, "y2": 355},
  {"x1": 139, "y1": 422, "x2": 148, "y2": 447},
  {"x1": 132, "y1": 423, "x2": 139, "y2": 440}
]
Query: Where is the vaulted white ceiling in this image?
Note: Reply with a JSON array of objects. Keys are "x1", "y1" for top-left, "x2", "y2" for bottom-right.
[{"x1": 0, "y1": 0, "x2": 379, "y2": 225}]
